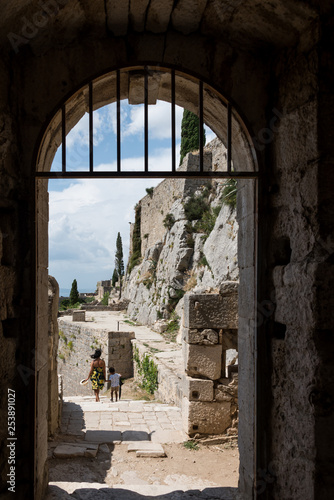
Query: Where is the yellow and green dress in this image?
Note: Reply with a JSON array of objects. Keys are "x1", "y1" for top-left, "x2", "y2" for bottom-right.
[{"x1": 90, "y1": 365, "x2": 105, "y2": 390}]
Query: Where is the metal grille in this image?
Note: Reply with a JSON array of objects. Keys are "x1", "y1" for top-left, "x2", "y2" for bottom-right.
[{"x1": 36, "y1": 67, "x2": 259, "y2": 179}]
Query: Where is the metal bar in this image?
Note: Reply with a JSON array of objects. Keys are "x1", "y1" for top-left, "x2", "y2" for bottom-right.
[
  {"x1": 62, "y1": 105, "x2": 66, "y2": 173},
  {"x1": 199, "y1": 80, "x2": 204, "y2": 172},
  {"x1": 171, "y1": 70, "x2": 176, "y2": 173},
  {"x1": 117, "y1": 70, "x2": 121, "y2": 173},
  {"x1": 227, "y1": 102, "x2": 232, "y2": 173},
  {"x1": 36, "y1": 170, "x2": 259, "y2": 179},
  {"x1": 89, "y1": 81, "x2": 93, "y2": 172},
  {"x1": 144, "y1": 67, "x2": 149, "y2": 173}
]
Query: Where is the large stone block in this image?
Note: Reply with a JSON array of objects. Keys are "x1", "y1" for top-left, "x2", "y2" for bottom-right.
[
  {"x1": 183, "y1": 293, "x2": 238, "y2": 329},
  {"x1": 182, "y1": 375, "x2": 214, "y2": 402},
  {"x1": 183, "y1": 342, "x2": 222, "y2": 380},
  {"x1": 72, "y1": 310, "x2": 85, "y2": 322},
  {"x1": 183, "y1": 328, "x2": 219, "y2": 345},
  {"x1": 182, "y1": 398, "x2": 231, "y2": 435}
]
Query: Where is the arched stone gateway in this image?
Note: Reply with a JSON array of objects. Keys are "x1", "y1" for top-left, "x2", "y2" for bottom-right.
[
  {"x1": 35, "y1": 65, "x2": 258, "y2": 499},
  {"x1": 1, "y1": 2, "x2": 333, "y2": 500}
]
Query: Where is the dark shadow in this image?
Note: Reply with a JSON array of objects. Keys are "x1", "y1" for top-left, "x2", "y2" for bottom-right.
[
  {"x1": 47, "y1": 485, "x2": 238, "y2": 499},
  {"x1": 121, "y1": 430, "x2": 151, "y2": 441}
]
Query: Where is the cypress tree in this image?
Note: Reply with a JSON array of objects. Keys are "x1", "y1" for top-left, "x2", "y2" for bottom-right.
[
  {"x1": 115, "y1": 232, "x2": 124, "y2": 298},
  {"x1": 112, "y1": 268, "x2": 118, "y2": 287},
  {"x1": 179, "y1": 109, "x2": 206, "y2": 165},
  {"x1": 69, "y1": 279, "x2": 79, "y2": 305}
]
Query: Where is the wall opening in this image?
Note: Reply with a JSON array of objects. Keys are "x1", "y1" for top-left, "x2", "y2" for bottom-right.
[{"x1": 35, "y1": 66, "x2": 259, "y2": 499}]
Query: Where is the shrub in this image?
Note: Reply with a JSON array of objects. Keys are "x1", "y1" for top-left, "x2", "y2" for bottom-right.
[
  {"x1": 133, "y1": 346, "x2": 158, "y2": 395},
  {"x1": 146, "y1": 187, "x2": 154, "y2": 197},
  {"x1": 222, "y1": 179, "x2": 237, "y2": 208},
  {"x1": 163, "y1": 213, "x2": 175, "y2": 230},
  {"x1": 140, "y1": 355, "x2": 159, "y2": 394},
  {"x1": 101, "y1": 292, "x2": 109, "y2": 305},
  {"x1": 184, "y1": 194, "x2": 207, "y2": 221}
]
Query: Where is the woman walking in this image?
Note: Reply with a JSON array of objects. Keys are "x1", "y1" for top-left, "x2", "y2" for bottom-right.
[{"x1": 84, "y1": 349, "x2": 106, "y2": 402}]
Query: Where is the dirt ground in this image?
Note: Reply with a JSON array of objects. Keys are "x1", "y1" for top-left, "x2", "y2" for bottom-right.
[
  {"x1": 48, "y1": 380, "x2": 239, "y2": 490},
  {"x1": 49, "y1": 441, "x2": 239, "y2": 489}
]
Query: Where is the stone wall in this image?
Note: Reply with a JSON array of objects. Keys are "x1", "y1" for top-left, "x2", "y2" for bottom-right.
[
  {"x1": 48, "y1": 276, "x2": 61, "y2": 437},
  {"x1": 132, "y1": 339, "x2": 184, "y2": 407},
  {"x1": 124, "y1": 142, "x2": 239, "y2": 328},
  {"x1": 0, "y1": 3, "x2": 330, "y2": 499},
  {"x1": 140, "y1": 151, "x2": 213, "y2": 256},
  {"x1": 57, "y1": 318, "x2": 134, "y2": 397},
  {"x1": 181, "y1": 288, "x2": 239, "y2": 436}
]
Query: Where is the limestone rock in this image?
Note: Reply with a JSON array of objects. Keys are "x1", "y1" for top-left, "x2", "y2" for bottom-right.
[
  {"x1": 53, "y1": 445, "x2": 87, "y2": 458},
  {"x1": 183, "y1": 328, "x2": 219, "y2": 345},
  {"x1": 182, "y1": 375, "x2": 214, "y2": 402},
  {"x1": 182, "y1": 398, "x2": 232, "y2": 435},
  {"x1": 183, "y1": 293, "x2": 238, "y2": 329},
  {"x1": 183, "y1": 342, "x2": 222, "y2": 380}
]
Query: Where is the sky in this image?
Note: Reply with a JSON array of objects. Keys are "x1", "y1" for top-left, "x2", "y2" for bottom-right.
[{"x1": 49, "y1": 100, "x2": 216, "y2": 294}]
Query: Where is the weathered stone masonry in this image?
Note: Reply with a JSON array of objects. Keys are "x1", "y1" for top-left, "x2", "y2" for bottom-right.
[
  {"x1": 57, "y1": 317, "x2": 134, "y2": 397},
  {"x1": 182, "y1": 286, "x2": 238, "y2": 436}
]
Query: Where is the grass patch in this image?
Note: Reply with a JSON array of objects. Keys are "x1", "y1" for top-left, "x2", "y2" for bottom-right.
[{"x1": 183, "y1": 440, "x2": 199, "y2": 451}]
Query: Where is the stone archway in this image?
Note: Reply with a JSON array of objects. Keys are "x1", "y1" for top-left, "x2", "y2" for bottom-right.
[{"x1": 35, "y1": 65, "x2": 258, "y2": 500}]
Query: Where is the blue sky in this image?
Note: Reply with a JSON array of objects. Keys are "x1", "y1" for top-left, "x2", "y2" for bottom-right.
[{"x1": 49, "y1": 101, "x2": 215, "y2": 293}]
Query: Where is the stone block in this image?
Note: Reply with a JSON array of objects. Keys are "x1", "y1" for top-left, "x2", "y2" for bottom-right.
[
  {"x1": 214, "y1": 384, "x2": 236, "y2": 402},
  {"x1": 182, "y1": 398, "x2": 232, "y2": 435},
  {"x1": 183, "y1": 294, "x2": 238, "y2": 329},
  {"x1": 136, "y1": 449, "x2": 166, "y2": 458},
  {"x1": 183, "y1": 328, "x2": 219, "y2": 345},
  {"x1": 183, "y1": 343, "x2": 222, "y2": 380},
  {"x1": 109, "y1": 331, "x2": 135, "y2": 339},
  {"x1": 72, "y1": 310, "x2": 85, "y2": 322},
  {"x1": 182, "y1": 375, "x2": 214, "y2": 402}
]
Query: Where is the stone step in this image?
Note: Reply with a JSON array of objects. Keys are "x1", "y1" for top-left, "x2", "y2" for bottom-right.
[
  {"x1": 127, "y1": 441, "x2": 166, "y2": 457},
  {"x1": 53, "y1": 443, "x2": 98, "y2": 458}
]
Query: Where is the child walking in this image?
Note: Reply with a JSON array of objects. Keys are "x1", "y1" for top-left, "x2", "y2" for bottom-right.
[{"x1": 108, "y1": 367, "x2": 121, "y2": 402}]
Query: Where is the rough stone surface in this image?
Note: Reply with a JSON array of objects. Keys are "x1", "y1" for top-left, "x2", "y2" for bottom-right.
[
  {"x1": 183, "y1": 328, "x2": 219, "y2": 345},
  {"x1": 123, "y1": 146, "x2": 238, "y2": 329},
  {"x1": 183, "y1": 343, "x2": 223, "y2": 380},
  {"x1": 0, "y1": 3, "x2": 329, "y2": 500},
  {"x1": 182, "y1": 376, "x2": 214, "y2": 402},
  {"x1": 72, "y1": 310, "x2": 86, "y2": 322},
  {"x1": 183, "y1": 294, "x2": 238, "y2": 329},
  {"x1": 57, "y1": 318, "x2": 135, "y2": 396},
  {"x1": 48, "y1": 276, "x2": 61, "y2": 437},
  {"x1": 182, "y1": 398, "x2": 232, "y2": 435}
]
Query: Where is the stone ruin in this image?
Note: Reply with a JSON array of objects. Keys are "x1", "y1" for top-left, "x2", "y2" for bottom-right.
[
  {"x1": 181, "y1": 283, "x2": 238, "y2": 437},
  {"x1": 48, "y1": 276, "x2": 63, "y2": 437}
]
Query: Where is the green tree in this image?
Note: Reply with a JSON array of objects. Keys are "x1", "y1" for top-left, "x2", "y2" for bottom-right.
[
  {"x1": 112, "y1": 268, "x2": 118, "y2": 287},
  {"x1": 127, "y1": 203, "x2": 142, "y2": 274},
  {"x1": 69, "y1": 279, "x2": 79, "y2": 305},
  {"x1": 101, "y1": 292, "x2": 110, "y2": 305},
  {"x1": 179, "y1": 109, "x2": 206, "y2": 165},
  {"x1": 115, "y1": 232, "x2": 124, "y2": 298}
]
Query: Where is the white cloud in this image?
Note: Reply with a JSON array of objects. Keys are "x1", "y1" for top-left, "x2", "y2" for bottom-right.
[
  {"x1": 121, "y1": 101, "x2": 183, "y2": 140},
  {"x1": 49, "y1": 171, "x2": 162, "y2": 290},
  {"x1": 66, "y1": 111, "x2": 106, "y2": 149}
]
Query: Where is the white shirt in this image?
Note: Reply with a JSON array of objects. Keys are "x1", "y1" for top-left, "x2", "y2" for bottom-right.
[{"x1": 109, "y1": 373, "x2": 121, "y2": 387}]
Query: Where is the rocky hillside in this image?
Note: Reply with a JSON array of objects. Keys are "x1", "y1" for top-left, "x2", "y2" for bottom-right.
[{"x1": 123, "y1": 139, "x2": 238, "y2": 334}]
